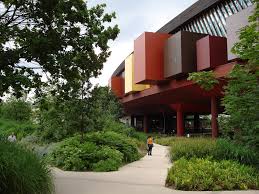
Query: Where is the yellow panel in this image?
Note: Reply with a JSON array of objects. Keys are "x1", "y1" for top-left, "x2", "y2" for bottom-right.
[{"x1": 125, "y1": 53, "x2": 149, "y2": 94}]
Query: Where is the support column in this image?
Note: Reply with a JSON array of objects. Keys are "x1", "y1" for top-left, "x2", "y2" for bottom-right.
[
  {"x1": 211, "y1": 96, "x2": 218, "y2": 138},
  {"x1": 177, "y1": 106, "x2": 184, "y2": 136},
  {"x1": 143, "y1": 115, "x2": 148, "y2": 133}
]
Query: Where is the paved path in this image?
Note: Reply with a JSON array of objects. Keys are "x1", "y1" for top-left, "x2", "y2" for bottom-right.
[{"x1": 53, "y1": 144, "x2": 259, "y2": 194}]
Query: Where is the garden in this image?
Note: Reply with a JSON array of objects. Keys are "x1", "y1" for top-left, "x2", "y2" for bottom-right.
[
  {"x1": 0, "y1": 87, "x2": 147, "y2": 194},
  {"x1": 156, "y1": 137, "x2": 259, "y2": 191}
]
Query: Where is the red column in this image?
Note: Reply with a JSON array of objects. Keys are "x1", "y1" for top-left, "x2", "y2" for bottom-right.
[
  {"x1": 143, "y1": 115, "x2": 148, "y2": 133},
  {"x1": 177, "y1": 106, "x2": 184, "y2": 136},
  {"x1": 211, "y1": 96, "x2": 218, "y2": 138}
]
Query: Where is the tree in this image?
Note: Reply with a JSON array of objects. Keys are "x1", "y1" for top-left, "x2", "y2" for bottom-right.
[
  {"x1": 0, "y1": 98, "x2": 32, "y2": 121},
  {"x1": 222, "y1": 1, "x2": 259, "y2": 148},
  {"x1": 0, "y1": 0, "x2": 119, "y2": 98},
  {"x1": 36, "y1": 86, "x2": 122, "y2": 141}
]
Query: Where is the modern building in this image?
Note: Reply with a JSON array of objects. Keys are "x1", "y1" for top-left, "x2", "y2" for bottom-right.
[{"x1": 109, "y1": 0, "x2": 255, "y2": 137}]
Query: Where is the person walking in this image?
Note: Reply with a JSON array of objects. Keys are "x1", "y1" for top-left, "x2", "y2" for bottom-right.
[{"x1": 147, "y1": 136, "x2": 153, "y2": 156}]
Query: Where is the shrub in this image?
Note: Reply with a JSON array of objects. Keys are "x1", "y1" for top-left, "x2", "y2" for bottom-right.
[
  {"x1": 48, "y1": 136, "x2": 123, "y2": 171},
  {"x1": 166, "y1": 157, "x2": 259, "y2": 191},
  {"x1": 0, "y1": 141, "x2": 53, "y2": 194},
  {"x1": 93, "y1": 146, "x2": 123, "y2": 171},
  {"x1": 83, "y1": 131, "x2": 140, "y2": 162},
  {"x1": 169, "y1": 138, "x2": 216, "y2": 161},
  {"x1": 155, "y1": 136, "x2": 178, "y2": 146},
  {"x1": 215, "y1": 139, "x2": 259, "y2": 169},
  {"x1": 0, "y1": 118, "x2": 37, "y2": 140}
]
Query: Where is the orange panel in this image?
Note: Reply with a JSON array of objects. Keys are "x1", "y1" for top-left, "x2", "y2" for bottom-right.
[
  {"x1": 111, "y1": 76, "x2": 124, "y2": 98},
  {"x1": 134, "y1": 32, "x2": 171, "y2": 84}
]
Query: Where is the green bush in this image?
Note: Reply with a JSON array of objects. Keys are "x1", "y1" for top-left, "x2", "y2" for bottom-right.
[
  {"x1": 166, "y1": 157, "x2": 259, "y2": 191},
  {"x1": 83, "y1": 131, "x2": 140, "y2": 162},
  {"x1": 215, "y1": 139, "x2": 259, "y2": 169},
  {"x1": 169, "y1": 138, "x2": 216, "y2": 161},
  {"x1": 155, "y1": 136, "x2": 178, "y2": 146},
  {"x1": 0, "y1": 141, "x2": 53, "y2": 194},
  {"x1": 0, "y1": 118, "x2": 37, "y2": 140},
  {"x1": 48, "y1": 136, "x2": 123, "y2": 171},
  {"x1": 162, "y1": 137, "x2": 259, "y2": 169}
]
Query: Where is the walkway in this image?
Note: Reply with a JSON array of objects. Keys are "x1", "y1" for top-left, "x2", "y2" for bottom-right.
[{"x1": 53, "y1": 144, "x2": 259, "y2": 194}]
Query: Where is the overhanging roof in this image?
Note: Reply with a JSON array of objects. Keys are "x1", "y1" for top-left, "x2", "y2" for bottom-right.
[{"x1": 157, "y1": 0, "x2": 221, "y2": 33}]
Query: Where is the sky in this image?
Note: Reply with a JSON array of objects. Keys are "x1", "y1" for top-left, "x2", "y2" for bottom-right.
[{"x1": 89, "y1": 0, "x2": 198, "y2": 86}]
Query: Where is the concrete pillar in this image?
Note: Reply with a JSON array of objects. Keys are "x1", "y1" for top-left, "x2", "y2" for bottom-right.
[
  {"x1": 143, "y1": 115, "x2": 148, "y2": 133},
  {"x1": 211, "y1": 96, "x2": 218, "y2": 138},
  {"x1": 177, "y1": 106, "x2": 184, "y2": 136}
]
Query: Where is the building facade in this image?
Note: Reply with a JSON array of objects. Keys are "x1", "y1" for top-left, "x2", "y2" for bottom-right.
[{"x1": 109, "y1": 0, "x2": 255, "y2": 137}]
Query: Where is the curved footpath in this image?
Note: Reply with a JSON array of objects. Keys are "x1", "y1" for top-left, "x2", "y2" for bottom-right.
[{"x1": 53, "y1": 144, "x2": 259, "y2": 194}]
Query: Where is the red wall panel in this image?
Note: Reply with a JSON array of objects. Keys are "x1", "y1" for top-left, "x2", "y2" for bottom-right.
[
  {"x1": 197, "y1": 35, "x2": 227, "y2": 71},
  {"x1": 134, "y1": 32, "x2": 171, "y2": 84},
  {"x1": 111, "y1": 76, "x2": 124, "y2": 98}
]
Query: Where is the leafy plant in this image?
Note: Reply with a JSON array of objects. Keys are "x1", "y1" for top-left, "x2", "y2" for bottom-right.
[
  {"x1": 188, "y1": 71, "x2": 219, "y2": 91},
  {"x1": 48, "y1": 134, "x2": 125, "y2": 171},
  {"x1": 166, "y1": 157, "x2": 259, "y2": 191},
  {"x1": 0, "y1": 141, "x2": 53, "y2": 194},
  {"x1": 222, "y1": 1, "x2": 259, "y2": 149}
]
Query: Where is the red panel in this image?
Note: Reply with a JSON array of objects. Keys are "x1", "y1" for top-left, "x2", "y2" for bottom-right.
[
  {"x1": 197, "y1": 35, "x2": 227, "y2": 71},
  {"x1": 111, "y1": 76, "x2": 124, "y2": 98},
  {"x1": 134, "y1": 32, "x2": 171, "y2": 84}
]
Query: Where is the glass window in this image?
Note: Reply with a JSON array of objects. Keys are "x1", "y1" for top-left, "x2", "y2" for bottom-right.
[
  {"x1": 198, "y1": 19, "x2": 208, "y2": 34},
  {"x1": 233, "y1": 0, "x2": 243, "y2": 10},
  {"x1": 212, "y1": 9, "x2": 226, "y2": 36},
  {"x1": 190, "y1": 23, "x2": 196, "y2": 32},
  {"x1": 202, "y1": 16, "x2": 213, "y2": 35},
  {"x1": 228, "y1": 1, "x2": 238, "y2": 13},
  {"x1": 238, "y1": 0, "x2": 248, "y2": 7},
  {"x1": 209, "y1": 12, "x2": 222, "y2": 36},
  {"x1": 192, "y1": 21, "x2": 199, "y2": 33},
  {"x1": 224, "y1": 1, "x2": 234, "y2": 15},
  {"x1": 205, "y1": 14, "x2": 217, "y2": 36},
  {"x1": 187, "y1": 24, "x2": 192, "y2": 32},
  {"x1": 216, "y1": 5, "x2": 227, "y2": 25},
  {"x1": 245, "y1": 0, "x2": 253, "y2": 6},
  {"x1": 195, "y1": 20, "x2": 204, "y2": 33},
  {"x1": 220, "y1": 3, "x2": 230, "y2": 18}
]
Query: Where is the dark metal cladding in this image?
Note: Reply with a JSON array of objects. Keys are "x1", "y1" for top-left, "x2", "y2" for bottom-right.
[{"x1": 164, "y1": 31, "x2": 207, "y2": 78}]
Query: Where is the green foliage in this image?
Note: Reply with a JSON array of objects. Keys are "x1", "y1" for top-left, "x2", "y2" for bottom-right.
[
  {"x1": 188, "y1": 71, "x2": 219, "y2": 91},
  {"x1": 223, "y1": 2, "x2": 259, "y2": 149},
  {"x1": 169, "y1": 138, "x2": 216, "y2": 161},
  {"x1": 0, "y1": 0, "x2": 119, "y2": 98},
  {"x1": 83, "y1": 131, "x2": 140, "y2": 163},
  {"x1": 0, "y1": 99, "x2": 32, "y2": 121},
  {"x1": 231, "y1": 1, "x2": 259, "y2": 67},
  {"x1": 0, "y1": 118, "x2": 37, "y2": 140},
  {"x1": 166, "y1": 157, "x2": 259, "y2": 191},
  {"x1": 223, "y1": 65, "x2": 259, "y2": 148},
  {"x1": 215, "y1": 139, "x2": 259, "y2": 168},
  {"x1": 157, "y1": 137, "x2": 259, "y2": 169},
  {"x1": 0, "y1": 141, "x2": 53, "y2": 194},
  {"x1": 155, "y1": 136, "x2": 178, "y2": 146},
  {"x1": 48, "y1": 135, "x2": 123, "y2": 171},
  {"x1": 36, "y1": 86, "x2": 123, "y2": 141}
]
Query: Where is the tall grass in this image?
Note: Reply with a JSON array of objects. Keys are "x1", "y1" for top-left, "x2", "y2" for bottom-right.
[
  {"x1": 0, "y1": 141, "x2": 53, "y2": 194},
  {"x1": 157, "y1": 137, "x2": 259, "y2": 169}
]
